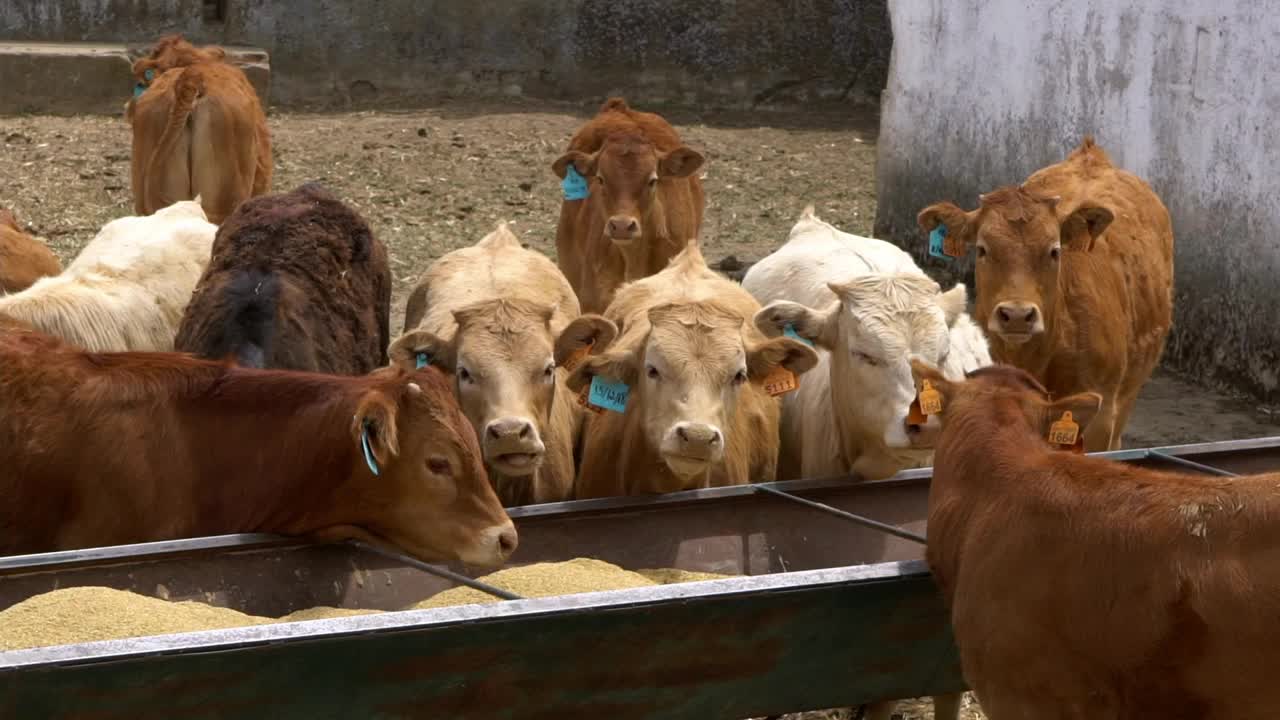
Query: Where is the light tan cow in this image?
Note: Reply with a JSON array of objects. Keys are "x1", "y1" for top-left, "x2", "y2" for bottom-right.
[
  {"x1": 125, "y1": 35, "x2": 272, "y2": 224},
  {"x1": 0, "y1": 209, "x2": 62, "y2": 293},
  {"x1": 918, "y1": 136, "x2": 1173, "y2": 451},
  {"x1": 560, "y1": 241, "x2": 818, "y2": 498},
  {"x1": 389, "y1": 223, "x2": 612, "y2": 506}
]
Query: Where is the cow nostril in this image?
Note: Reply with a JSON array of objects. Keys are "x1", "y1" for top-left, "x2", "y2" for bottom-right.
[
  {"x1": 626, "y1": 219, "x2": 638, "y2": 232},
  {"x1": 497, "y1": 526, "x2": 518, "y2": 555},
  {"x1": 518, "y1": 423, "x2": 531, "y2": 439},
  {"x1": 487, "y1": 425, "x2": 502, "y2": 439},
  {"x1": 906, "y1": 423, "x2": 923, "y2": 435},
  {"x1": 709, "y1": 432, "x2": 722, "y2": 445},
  {"x1": 676, "y1": 426, "x2": 689, "y2": 442},
  {"x1": 1023, "y1": 307, "x2": 1038, "y2": 322},
  {"x1": 997, "y1": 308, "x2": 1011, "y2": 323}
]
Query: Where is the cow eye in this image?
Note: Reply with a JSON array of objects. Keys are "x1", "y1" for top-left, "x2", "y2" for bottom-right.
[
  {"x1": 457, "y1": 367, "x2": 474, "y2": 384},
  {"x1": 646, "y1": 365, "x2": 660, "y2": 380},
  {"x1": 732, "y1": 369, "x2": 748, "y2": 386},
  {"x1": 543, "y1": 363, "x2": 555, "y2": 381},
  {"x1": 853, "y1": 351, "x2": 881, "y2": 366},
  {"x1": 976, "y1": 245, "x2": 988, "y2": 259},
  {"x1": 1050, "y1": 246, "x2": 1061, "y2": 261},
  {"x1": 427, "y1": 456, "x2": 452, "y2": 477},
  {"x1": 648, "y1": 176, "x2": 658, "y2": 187}
]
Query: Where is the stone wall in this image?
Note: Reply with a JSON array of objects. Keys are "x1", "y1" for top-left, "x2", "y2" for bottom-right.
[{"x1": 874, "y1": 0, "x2": 1280, "y2": 401}]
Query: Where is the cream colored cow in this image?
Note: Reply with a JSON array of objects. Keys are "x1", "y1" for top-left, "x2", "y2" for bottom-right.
[
  {"x1": 559, "y1": 241, "x2": 818, "y2": 498},
  {"x1": 0, "y1": 199, "x2": 215, "y2": 352},
  {"x1": 389, "y1": 223, "x2": 609, "y2": 506}
]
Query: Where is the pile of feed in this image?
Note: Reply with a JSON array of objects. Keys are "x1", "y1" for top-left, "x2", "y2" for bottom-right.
[{"x1": 0, "y1": 559, "x2": 730, "y2": 651}]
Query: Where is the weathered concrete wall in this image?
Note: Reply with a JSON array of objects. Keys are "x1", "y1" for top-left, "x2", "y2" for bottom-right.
[
  {"x1": 0, "y1": 0, "x2": 891, "y2": 110},
  {"x1": 875, "y1": 0, "x2": 1280, "y2": 401}
]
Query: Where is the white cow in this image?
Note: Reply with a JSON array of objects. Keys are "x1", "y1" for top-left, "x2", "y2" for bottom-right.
[
  {"x1": 743, "y1": 206, "x2": 991, "y2": 482},
  {"x1": 0, "y1": 199, "x2": 216, "y2": 352}
]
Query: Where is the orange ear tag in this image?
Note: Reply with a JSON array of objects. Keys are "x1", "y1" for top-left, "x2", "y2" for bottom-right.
[
  {"x1": 1048, "y1": 411, "x2": 1080, "y2": 449},
  {"x1": 576, "y1": 384, "x2": 605, "y2": 415},
  {"x1": 560, "y1": 340, "x2": 594, "y2": 373},
  {"x1": 762, "y1": 365, "x2": 799, "y2": 397},
  {"x1": 906, "y1": 398, "x2": 927, "y2": 425},
  {"x1": 917, "y1": 380, "x2": 943, "y2": 415}
]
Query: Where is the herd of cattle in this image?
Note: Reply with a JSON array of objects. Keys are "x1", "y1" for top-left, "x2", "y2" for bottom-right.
[{"x1": 5, "y1": 34, "x2": 1277, "y2": 718}]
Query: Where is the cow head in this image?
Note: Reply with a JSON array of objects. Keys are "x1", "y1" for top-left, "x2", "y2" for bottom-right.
[
  {"x1": 390, "y1": 300, "x2": 617, "y2": 479},
  {"x1": 755, "y1": 275, "x2": 968, "y2": 460},
  {"x1": 132, "y1": 34, "x2": 226, "y2": 85},
  {"x1": 552, "y1": 136, "x2": 703, "y2": 244},
  {"x1": 918, "y1": 187, "x2": 1113, "y2": 349},
  {"x1": 563, "y1": 301, "x2": 817, "y2": 480},
  {"x1": 909, "y1": 360, "x2": 1102, "y2": 450},
  {"x1": 346, "y1": 366, "x2": 516, "y2": 567}
]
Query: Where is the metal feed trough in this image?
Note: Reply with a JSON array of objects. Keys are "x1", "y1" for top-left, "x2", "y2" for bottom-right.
[{"x1": 1, "y1": 437, "x2": 1277, "y2": 719}]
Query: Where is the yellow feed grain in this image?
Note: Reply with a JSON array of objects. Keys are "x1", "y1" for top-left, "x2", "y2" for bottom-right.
[
  {"x1": 636, "y1": 568, "x2": 730, "y2": 584},
  {"x1": 276, "y1": 606, "x2": 383, "y2": 623},
  {"x1": 409, "y1": 558, "x2": 659, "y2": 610}
]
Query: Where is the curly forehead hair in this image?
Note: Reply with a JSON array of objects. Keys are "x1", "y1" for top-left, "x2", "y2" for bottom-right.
[{"x1": 131, "y1": 34, "x2": 226, "y2": 77}]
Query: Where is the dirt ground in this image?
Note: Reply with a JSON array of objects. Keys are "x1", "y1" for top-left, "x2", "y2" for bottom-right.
[{"x1": 2, "y1": 100, "x2": 1276, "y2": 720}]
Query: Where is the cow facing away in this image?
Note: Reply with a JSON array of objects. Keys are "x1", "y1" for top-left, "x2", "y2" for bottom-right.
[
  {"x1": 551, "y1": 97, "x2": 706, "y2": 313},
  {"x1": 912, "y1": 360, "x2": 1280, "y2": 719},
  {"x1": 745, "y1": 206, "x2": 992, "y2": 486},
  {"x1": 0, "y1": 199, "x2": 215, "y2": 352},
  {"x1": 560, "y1": 241, "x2": 818, "y2": 498},
  {"x1": 390, "y1": 222, "x2": 610, "y2": 506},
  {"x1": 918, "y1": 136, "x2": 1173, "y2": 451},
  {"x1": 0, "y1": 209, "x2": 62, "y2": 293},
  {"x1": 175, "y1": 183, "x2": 391, "y2": 374},
  {"x1": 0, "y1": 326, "x2": 515, "y2": 566},
  {"x1": 126, "y1": 34, "x2": 272, "y2": 224}
]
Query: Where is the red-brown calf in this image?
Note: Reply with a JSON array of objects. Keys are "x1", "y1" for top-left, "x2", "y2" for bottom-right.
[
  {"x1": 0, "y1": 327, "x2": 515, "y2": 566},
  {"x1": 912, "y1": 360, "x2": 1280, "y2": 720}
]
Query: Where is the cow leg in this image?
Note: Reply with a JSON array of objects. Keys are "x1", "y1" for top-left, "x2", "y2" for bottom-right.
[
  {"x1": 932, "y1": 692, "x2": 963, "y2": 720},
  {"x1": 190, "y1": 96, "x2": 254, "y2": 224},
  {"x1": 1082, "y1": 395, "x2": 1118, "y2": 453}
]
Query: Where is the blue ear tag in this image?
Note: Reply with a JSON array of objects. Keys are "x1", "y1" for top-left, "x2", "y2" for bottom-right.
[
  {"x1": 415, "y1": 351, "x2": 431, "y2": 369},
  {"x1": 562, "y1": 165, "x2": 590, "y2": 201},
  {"x1": 360, "y1": 423, "x2": 380, "y2": 476},
  {"x1": 928, "y1": 225, "x2": 949, "y2": 260},
  {"x1": 133, "y1": 83, "x2": 146, "y2": 98},
  {"x1": 588, "y1": 375, "x2": 630, "y2": 413},
  {"x1": 783, "y1": 323, "x2": 813, "y2": 347},
  {"x1": 144, "y1": 69, "x2": 155, "y2": 81}
]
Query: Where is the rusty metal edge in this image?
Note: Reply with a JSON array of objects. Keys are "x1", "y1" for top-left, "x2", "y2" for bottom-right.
[{"x1": 0, "y1": 559, "x2": 931, "y2": 671}]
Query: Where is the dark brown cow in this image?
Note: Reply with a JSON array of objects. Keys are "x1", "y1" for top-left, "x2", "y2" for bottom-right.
[
  {"x1": 0, "y1": 326, "x2": 515, "y2": 565},
  {"x1": 551, "y1": 97, "x2": 706, "y2": 312},
  {"x1": 912, "y1": 360, "x2": 1280, "y2": 719},
  {"x1": 0, "y1": 209, "x2": 61, "y2": 293},
  {"x1": 174, "y1": 183, "x2": 391, "y2": 374}
]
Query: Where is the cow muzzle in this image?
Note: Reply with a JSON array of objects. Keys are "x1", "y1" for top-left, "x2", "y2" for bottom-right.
[
  {"x1": 459, "y1": 522, "x2": 519, "y2": 568},
  {"x1": 482, "y1": 416, "x2": 545, "y2": 476},
  {"x1": 660, "y1": 422, "x2": 725, "y2": 477},
  {"x1": 989, "y1": 301, "x2": 1044, "y2": 344},
  {"x1": 606, "y1": 215, "x2": 641, "y2": 243}
]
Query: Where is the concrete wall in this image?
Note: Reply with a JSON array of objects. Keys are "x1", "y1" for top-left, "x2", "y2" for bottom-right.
[
  {"x1": 0, "y1": 0, "x2": 891, "y2": 110},
  {"x1": 874, "y1": 0, "x2": 1280, "y2": 401}
]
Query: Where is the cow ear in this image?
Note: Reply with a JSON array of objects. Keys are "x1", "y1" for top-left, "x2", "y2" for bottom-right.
[
  {"x1": 1042, "y1": 392, "x2": 1103, "y2": 438},
  {"x1": 351, "y1": 392, "x2": 400, "y2": 471},
  {"x1": 554, "y1": 314, "x2": 618, "y2": 368},
  {"x1": 909, "y1": 358, "x2": 956, "y2": 409},
  {"x1": 1060, "y1": 204, "x2": 1113, "y2": 251},
  {"x1": 918, "y1": 202, "x2": 978, "y2": 255},
  {"x1": 747, "y1": 337, "x2": 820, "y2": 382},
  {"x1": 939, "y1": 283, "x2": 968, "y2": 326},
  {"x1": 753, "y1": 300, "x2": 839, "y2": 351},
  {"x1": 658, "y1": 146, "x2": 705, "y2": 178},
  {"x1": 552, "y1": 151, "x2": 595, "y2": 179},
  {"x1": 566, "y1": 347, "x2": 638, "y2": 394},
  {"x1": 388, "y1": 330, "x2": 454, "y2": 372}
]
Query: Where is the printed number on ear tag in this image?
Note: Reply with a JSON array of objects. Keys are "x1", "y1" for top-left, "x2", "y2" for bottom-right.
[
  {"x1": 917, "y1": 380, "x2": 943, "y2": 415},
  {"x1": 928, "y1": 225, "x2": 948, "y2": 260},
  {"x1": 588, "y1": 376, "x2": 630, "y2": 413},
  {"x1": 560, "y1": 340, "x2": 594, "y2": 373},
  {"x1": 762, "y1": 366, "x2": 799, "y2": 397},
  {"x1": 1048, "y1": 411, "x2": 1080, "y2": 446}
]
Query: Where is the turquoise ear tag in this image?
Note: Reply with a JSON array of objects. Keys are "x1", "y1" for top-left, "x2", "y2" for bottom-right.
[
  {"x1": 783, "y1": 323, "x2": 812, "y2": 346},
  {"x1": 361, "y1": 423, "x2": 380, "y2": 476},
  {"x1": 133, "y1": 83, "x2": 146, "y2": 98},
  {"x1": 928, "y1": 225, "x2": 948, "y2": 259},
  {"x1": 587, "y1": 376, "x2": 630, "y2": 413},
  {"x1": 415, "y1": 352, "x2": 431, "y2": 369},
  {"x1": 144, "y1": 69, "x2": 155, "y2": 81},
  {"x1": 562, "y1": 165, "x2": 590, "y2": 201}
]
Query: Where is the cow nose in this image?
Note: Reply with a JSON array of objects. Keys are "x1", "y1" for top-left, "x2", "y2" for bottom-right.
[
  {"x1": 486, "y1": 417, "x2": 533, "y2": 440},
  {"x1": 992, "y1": 302, "x2": 1040, "y2": 335},
  {"x1": 606, "y1": 215, "x2": 640, "y2": 238},
  {"x1": 674, "y1": 422, "x2": 722, "y2": 450},
  {"x1": 497, "y1": 525, "x2": 518, "y2": 557}
]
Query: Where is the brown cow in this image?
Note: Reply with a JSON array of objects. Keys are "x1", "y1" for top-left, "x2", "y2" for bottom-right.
[
  {"x1": 912, "y1": 360, "x2": 1280, "y2": 719},
  {"x1": 0, "y1": 209, "x2": 61, "y2": 293},
  {"x1": 918, "y1": 137, "x2": 1173, "y2": 452},
  {"x1": 551, "y1": 97, "x2": 706, "y2": 313},
  {"x1": 390, "y1": 222, "x2": 613, "y2": 506},
  {"x1": 560, "y1": 241, "x2": 818, "y2": 498},
  {"x1": 126, "y1": 34, "x2": 272, "y2": 224},
  {"x1": 174, "y1": 183, "x2": 391, "y2": 374},
  {"x1": 0, "y1": 326, "x2": 515, "y2": 565}
]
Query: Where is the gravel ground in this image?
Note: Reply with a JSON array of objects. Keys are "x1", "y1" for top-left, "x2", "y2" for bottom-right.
[{"x1": 2, "y1": 100, "x2": 1276, "y2": 720}]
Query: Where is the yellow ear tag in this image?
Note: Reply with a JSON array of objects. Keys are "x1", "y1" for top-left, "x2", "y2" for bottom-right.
[
  {"x1": 1048, "y1": 411, "x2": 1080, "y2": 447},
  {"x1": 576, "y1": 384, "x2": 605, "y2": 415},
  {"x1": 917, "y1": 380, "x2": 943, "y2": 415},
  {"x1": 560, "y1": 339, "x2": 594, "y2": 373},
  {"x1": 906, "y1": 398, "x2": 927, "y2": 425},
  {"x1": 762, "y1": 366, "x2": 799, "y2": 397}
]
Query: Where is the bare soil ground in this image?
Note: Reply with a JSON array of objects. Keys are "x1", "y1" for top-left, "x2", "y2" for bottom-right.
[{"x1": 2, "y1": 100, "x2": 1275, "y2": 720}]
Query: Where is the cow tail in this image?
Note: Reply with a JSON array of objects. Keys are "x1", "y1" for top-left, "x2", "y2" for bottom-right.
[{"x1": 144, "y1": 69, "x2": 202, "y2": 211}]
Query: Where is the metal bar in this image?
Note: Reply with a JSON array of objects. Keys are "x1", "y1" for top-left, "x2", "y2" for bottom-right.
[
  {"x1": 752, "y1": 484, "x2": 928, "y2": 545},
  {"x1": 345, "y1": 541, "x2": 523, "y2": 601},
  {"x1": 1145, "y1": 449, "x2": 1240, "y2": 477}
]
